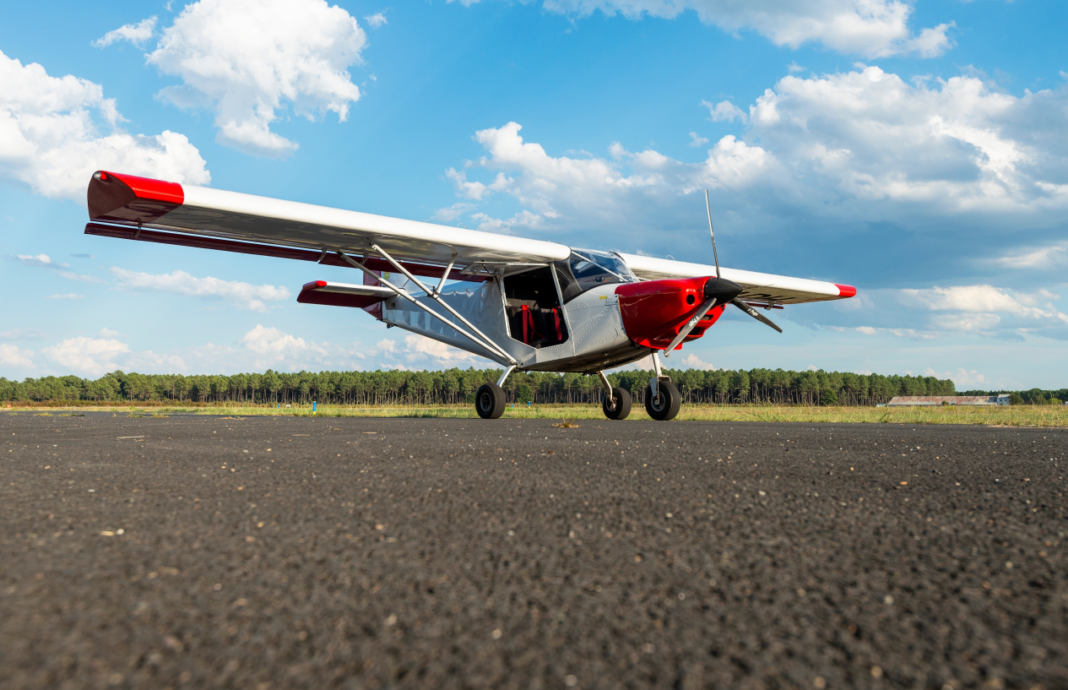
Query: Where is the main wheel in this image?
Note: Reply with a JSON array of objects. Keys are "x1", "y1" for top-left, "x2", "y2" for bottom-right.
[
  {"x1": 475, "y1": 383, "x2": 506, "y2": 419},
  {"x1": 644, "y1": 381, "x2": 681, "y2": 421},
  {"x1": 602, "y1": 386, "x2": 632, "y2": 420}
]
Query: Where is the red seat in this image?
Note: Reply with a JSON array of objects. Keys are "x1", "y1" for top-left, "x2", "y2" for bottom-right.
[{"x1": 521, "y1": 305, "x2": 535, "y2": 344}]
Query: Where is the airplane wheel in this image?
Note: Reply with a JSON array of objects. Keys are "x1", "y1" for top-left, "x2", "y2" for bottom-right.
[
  {"x1": 602, "y1": 387, "x2": 632, "y2": 420},
  {"x1": 475, "y1": 383, "x2": 506, "y2": 419},
  {"x1": 645, "y1": 381, "x2": 681, "y2": 421}
]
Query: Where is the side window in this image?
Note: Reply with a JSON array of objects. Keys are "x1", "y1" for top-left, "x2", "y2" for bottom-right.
[{"x1": 503, "y1": 267, "x2": 569, "y2": 348}]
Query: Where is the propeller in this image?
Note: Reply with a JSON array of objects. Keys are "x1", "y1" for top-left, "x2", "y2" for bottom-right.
[{"x1": 664, "y1": 190, "x2": 781, "y2": 356}]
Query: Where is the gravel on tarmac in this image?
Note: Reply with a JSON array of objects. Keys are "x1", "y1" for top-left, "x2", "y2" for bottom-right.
[{"x1": 1, "y1": 412, "x2": 1066, "y2": 690}]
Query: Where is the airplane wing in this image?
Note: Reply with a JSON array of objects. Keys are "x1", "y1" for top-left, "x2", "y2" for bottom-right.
[
  {"x1": 86, "y1": 171, "x2": 570, "y2": 277},
  {"x1": 616, "y1": 253, "x2": 855, "y2": 306},
  {"x1": 86, "y1": 171, "x2": 855, "y2": 304}
]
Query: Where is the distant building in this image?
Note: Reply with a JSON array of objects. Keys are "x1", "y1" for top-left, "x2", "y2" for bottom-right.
[{"x1": 883, "y1": 395, "x2": 1010, "y2": 407}]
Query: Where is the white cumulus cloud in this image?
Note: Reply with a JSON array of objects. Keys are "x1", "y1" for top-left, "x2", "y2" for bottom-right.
[
  {"x1": 365, "y1": 12, "x2": 387, "y2": 28},
  {"x1": 0, "y1": 343, "x2": 34, "y2": 370},
  {"x1": 93, "y1": 17, "x2": 158, "y2": 48},
  {"x1": 15, "y1": 253, "x2": 67, "y2": 269},
  {"x1": 675, "y1": 353, "x2": 716, "y2": 370},
  {"x1": 401, "y1": 334, "x2": 479, "y2": 365},
  {"x1": 445, "y1": 121, "x2": 774, "y2": 233},
  {"x1": 109, "y1": 267, "x2": 291, "y2": 312},
  {"x1": 901, "y1": 286, "x2": 1065, "y2": 321},
  {"x1": 994, "y1": 244, "x2": 1068, "y2": 270},
  {"x1": 241, "y1": 325, "x2": 327, "y2": 358},
  {"x1": 13, "y1": 253, "x2": 102, "y2": 282},
  {"x1": 445, "y1": 65, "x2": 1068, "y2": 244},
  {"x1": 702, "y1": 99, "x2": 746, "y2": 122},
  {"x1": 467, "y1": 0, "x2": 953, "y2": 58},
  {"x1": 0, "y1": 49, "x2": 209, "y2": 201},
  {"x1": 923, "y1": 367, "x2": 986, "y2": 389},
  {"x1": 743, "y1": 65, "x2": 1068, "y2": 217},
  {"x1": 43, "y1": 337, "x2": 130, "y2": 376},
  {"x1": 146, "y1": 0, "x2": 368, "y2": 157}
]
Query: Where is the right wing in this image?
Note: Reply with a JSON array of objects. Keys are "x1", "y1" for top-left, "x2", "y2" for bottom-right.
[{"x1": 616, "y1": 253, "x2": 856, "y2": 306}]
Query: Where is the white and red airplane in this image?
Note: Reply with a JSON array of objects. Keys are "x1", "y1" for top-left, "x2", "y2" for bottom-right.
[{"x1": 85, "y1": 171, "x2": 856, "y2": 421}]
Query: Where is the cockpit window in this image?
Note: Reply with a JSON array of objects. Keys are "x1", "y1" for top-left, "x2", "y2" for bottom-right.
[{"x1": 554, "y1": 249, "x2": 638, "y2": 303}]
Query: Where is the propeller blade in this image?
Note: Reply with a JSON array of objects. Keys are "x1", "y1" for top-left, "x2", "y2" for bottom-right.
[
  {"x1": 730, "y1": 298, "x2": 783, "y2": 333},
  {"x1": 663, "y1": 298, "x2": 718, "y2": 357},
  {"x1": 705, "y1": 189, "x2": 721, "y2": 280}
]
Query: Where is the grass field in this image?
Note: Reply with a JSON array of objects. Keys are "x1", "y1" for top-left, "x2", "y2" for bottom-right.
[{"x1": 9, "y1": 402, "x2": 1068, "y2": 427}]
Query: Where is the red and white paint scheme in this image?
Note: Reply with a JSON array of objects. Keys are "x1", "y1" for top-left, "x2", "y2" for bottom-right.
[{"x1": 86, "y1": 170, "x2": 856, "y2": 421}]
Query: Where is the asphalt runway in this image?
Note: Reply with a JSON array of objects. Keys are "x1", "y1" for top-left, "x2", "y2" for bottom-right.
[{"x1": 1, "y1": 413, "x2": 1065, "y2": 690}]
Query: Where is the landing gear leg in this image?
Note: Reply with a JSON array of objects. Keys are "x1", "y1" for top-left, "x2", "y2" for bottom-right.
[
  {"x1": 646, "y1": 352, "x2": 680, "y2": 421},
  {"x1": 598, "y1": 371, "x2": 632, "y2": 421},
  {"x1": 475, "y1": 365, "x2": 514, "y2": 420}
]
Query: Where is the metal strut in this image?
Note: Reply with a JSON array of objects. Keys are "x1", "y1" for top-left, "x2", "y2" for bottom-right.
[
  {"x1": 496, "y1": 365, "x2": 515, "y2": 388},
  {"x1": 650, "y1": 352, "x2": 667, "y2": 401},
  {"x1": 336, "y1": 251, "x2": 513, "y2": 367},
  {"x1": 434, "y1": 251, "x2": 456, "y2": 297},
  {"x1": 370, "y1": 243, "x2": 517, "y2": 365},
  {"x1": 597, "y1": 371, "x2": 613, "y2": 397}
]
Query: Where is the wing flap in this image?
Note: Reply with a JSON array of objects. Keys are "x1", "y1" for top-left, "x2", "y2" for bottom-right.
[{"x1": 617, "y1": 252, "x2": 855, "y2": 305}]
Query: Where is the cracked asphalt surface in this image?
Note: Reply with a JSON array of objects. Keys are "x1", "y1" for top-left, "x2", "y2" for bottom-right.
[{"x1": 1, "y1": 412, "x2": 1066, "y2": 690}]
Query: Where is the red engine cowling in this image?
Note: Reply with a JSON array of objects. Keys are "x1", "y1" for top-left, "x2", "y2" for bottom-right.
[{"x1": 616, "y1": 277, "x2": 728, "y2": 350}]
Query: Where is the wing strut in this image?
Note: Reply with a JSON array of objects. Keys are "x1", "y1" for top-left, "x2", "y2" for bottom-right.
[
  {"x1": 369, "y1": 243, "x2": 517, "y2": 365},
  {"x1": 337, "y1": 250, "x2": 517, "y2": 367}
]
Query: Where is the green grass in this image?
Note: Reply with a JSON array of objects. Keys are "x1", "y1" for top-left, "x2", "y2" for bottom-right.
[{"x1": 7, "y1": 402, "x2": 1065, "y2": 427}]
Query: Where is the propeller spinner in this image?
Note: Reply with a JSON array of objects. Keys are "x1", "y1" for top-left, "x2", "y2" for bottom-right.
[{"x1": 663, "y1": 190, "x2": 781, "y2": 356}]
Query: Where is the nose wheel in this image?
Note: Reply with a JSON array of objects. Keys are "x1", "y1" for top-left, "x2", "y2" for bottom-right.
[
  {"x1": 645, "y1": 381, "x2": 681, "y2": 421},
  {"x1": 602, "y1": 386, "x2": 632, "y2": 420}
]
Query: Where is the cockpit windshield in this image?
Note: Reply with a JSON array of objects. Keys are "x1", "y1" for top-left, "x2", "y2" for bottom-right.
[{"x1": 554, "y1": 249, "x2": 638, "y2": 303}]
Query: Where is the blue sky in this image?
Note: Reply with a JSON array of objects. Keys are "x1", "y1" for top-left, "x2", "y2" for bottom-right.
[{"x1": 1, "y1": 0, "x2": 1066, "y2": 390}]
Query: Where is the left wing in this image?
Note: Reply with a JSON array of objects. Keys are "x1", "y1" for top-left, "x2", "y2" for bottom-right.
[
  {"x1": 86, "y1": 171, "x2": 570, "y2": 273},
  {"x1": 617, "y1": 252, "x2": 856, "y2": 306}
]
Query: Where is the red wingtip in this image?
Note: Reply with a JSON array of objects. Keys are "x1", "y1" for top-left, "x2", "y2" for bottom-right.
[
  {"x1": 88, "y1": 170, "x2": 184, "y2": 223},
  {"x1": 302, "y1": 280, "x2": 329, "y2": 290},
  {"x1": 835, "y1": 284, "x2": 857, "y2": 298}
]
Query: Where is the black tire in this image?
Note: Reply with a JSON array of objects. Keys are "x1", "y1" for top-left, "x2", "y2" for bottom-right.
[
  {"x1": 602, "y1": 386, "x2": 632, "y2": 420},
  {"x1": 645, "y1": 381, "x2": 681, "y2": 421},
  {"x1": 475, "y1": 383, "x2": 506, "y2": 419}
]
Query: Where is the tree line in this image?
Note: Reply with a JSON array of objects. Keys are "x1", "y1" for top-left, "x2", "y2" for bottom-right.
[
  {"x1": 960, "y1": 389, "x2": 1068, "y2": 406},
  {"x1": 0, "y1": 367, "x2": 991, "y2": 406}
]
